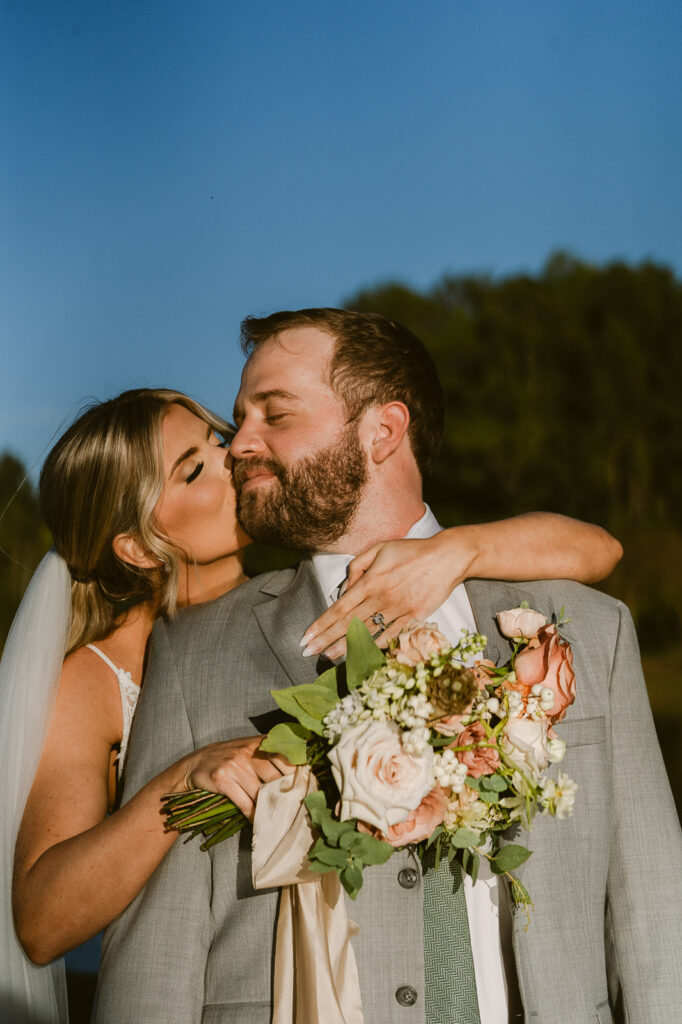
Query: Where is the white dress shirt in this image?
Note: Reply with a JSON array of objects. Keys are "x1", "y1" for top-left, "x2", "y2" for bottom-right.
[{"x1": 311, "y1": 504, "x2": 516, "y2": 1024}]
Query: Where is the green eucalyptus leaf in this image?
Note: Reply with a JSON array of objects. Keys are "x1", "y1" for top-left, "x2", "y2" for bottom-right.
[
  {"x1": 341, "y1": 863, "x2": 364, "y2": 899},
  {"x1": 307, "y1": 859, "x2": 337, "y2": 875},
  {"x1": 426, "y1": 826, "x2": 444, "y2": 848},
  {"x1": 352, "y1": 832, "x2": 394, "y2": 865},
  {"x1": 309, "y1": 843, "x2": 349, "y2": 868},
  {"x1": 490, "y1": 844, "x2": 533, "y2": 874},
  {"x1": 450, "y1": 827, "x2": 480, "y2": 849},
  {"x1": 478, "y1": 790, "x2": 500, "y2": 805},
  {"x1": 480, "y1": 774, "x2": 507, "y2": 792},
  {"x1": 304, "y1": 793, "x2": 353, "y2": 844},
  {"x1": 510, "y1": 877, "x2": 532, "y2": 907},
  {"x1": 304, "y1": 791, "x2": 328, "y2": 817},
  {"x1": 270, "y1": 687, "x2": 323, "y2": 734},
  {"x1": 294, "y1": 690, "x2": 339, "y2": 722},
  {"x1": 346, "y1": 617, "x2": 386, "y2": 691},
  {"x1": 260, "y1": 722, "x2": 311, "y2": 764}
]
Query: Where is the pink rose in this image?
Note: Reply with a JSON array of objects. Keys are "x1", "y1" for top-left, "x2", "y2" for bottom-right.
[
  {"x1": 451, "y1": 721, "x2": 500, "y2": 778},
  {"x1": 382, "y1": 787, "x2": 448, "y2": 847},
  {"x1": 432, "y1": 659, "x2": 495, "y2": 736},
  {"x1": 514, "y1": 624, "x2": 576, "y2": 722},
  {"x1": 394, "y1": 621, "x2": 450, "y2": 667},
  {"x1": 497, "y1": 606, "x2": 547, "y2": 639}
]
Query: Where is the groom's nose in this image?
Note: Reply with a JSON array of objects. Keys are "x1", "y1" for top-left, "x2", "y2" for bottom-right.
[{"x1": 230, "y1": 418, "x2": 267, "y2": 459}]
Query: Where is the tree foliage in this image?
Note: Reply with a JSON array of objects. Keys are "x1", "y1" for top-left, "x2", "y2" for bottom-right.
[
  {"x1": 347, "y1": 252, "x2": 682, "y2": 533},
  {"x1": 0, "y1": 455, "x2": 51, "y2": 646}
]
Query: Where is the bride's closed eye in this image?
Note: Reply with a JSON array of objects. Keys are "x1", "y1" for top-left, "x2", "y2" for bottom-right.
[{"x1": 185, "y1": 461, "x2": 204, "y2": 484}]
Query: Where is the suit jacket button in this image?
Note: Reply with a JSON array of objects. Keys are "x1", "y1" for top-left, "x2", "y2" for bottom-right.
[
  {"x1": 398, "y1": 867, "x2": 419, "y2": 889},
  {"x1": 395, "y1": 985, "x2": 418, "y2": 1006}
]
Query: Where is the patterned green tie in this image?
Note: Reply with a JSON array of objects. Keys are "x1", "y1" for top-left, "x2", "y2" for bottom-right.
[{"x1": 423, "y1": 856, "x2": 481, "y2": 1024}]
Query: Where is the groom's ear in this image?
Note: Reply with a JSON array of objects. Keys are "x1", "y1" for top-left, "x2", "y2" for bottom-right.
[
  {"x1": 113, "y1": 533, "x2": 158, "y2": 570},
  {"x1": 366, "y1": 401, "x2": 411, "y2": 464}
]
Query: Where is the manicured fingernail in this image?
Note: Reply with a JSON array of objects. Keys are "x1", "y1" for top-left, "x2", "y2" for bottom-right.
[
  {"x1": 324, "y1": 644, "x2": 342, "y2": 660},
  {"x1": 302, "y1": 642, "x2": 320, "y2": 658},
  {"x1": 300, "y1": 631, "x2": 314, "y2": 648}
]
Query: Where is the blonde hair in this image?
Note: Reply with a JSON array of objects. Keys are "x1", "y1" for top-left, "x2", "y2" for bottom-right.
[{"x1": 39, "y1": 388, "x2": 232, "y2": 653}]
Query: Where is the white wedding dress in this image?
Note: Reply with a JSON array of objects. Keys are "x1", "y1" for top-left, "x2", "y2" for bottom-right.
[{"x1": 0, "y1": 552, "x2": 140, "y2": 1024}]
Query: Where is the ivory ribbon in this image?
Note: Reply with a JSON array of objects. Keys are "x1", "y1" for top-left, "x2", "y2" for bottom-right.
[{"x1": 252, "y1": 766, "x2": 364, "y2": 1024}]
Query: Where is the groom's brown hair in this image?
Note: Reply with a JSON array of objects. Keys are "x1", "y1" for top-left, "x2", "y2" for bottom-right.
[{"x1": 240, "y1": 307, "x2": 444, "y2": 479}]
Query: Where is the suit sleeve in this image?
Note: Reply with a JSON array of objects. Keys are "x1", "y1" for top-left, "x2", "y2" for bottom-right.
[
  {"x1": 605, "y1": 602, "x2": 682, "y2": 1021},
  {"x1": 94, "y1": 621, "x2": 213, "y2": 1024}
]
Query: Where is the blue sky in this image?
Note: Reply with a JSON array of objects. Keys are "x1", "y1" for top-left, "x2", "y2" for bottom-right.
[{"x1": 2, "y1": 0, "x2": 681, "y2": 474}]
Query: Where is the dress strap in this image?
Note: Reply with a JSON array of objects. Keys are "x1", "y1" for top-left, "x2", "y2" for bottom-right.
[
  {"x1": 86, "y1": 643, "x2": 121, "y2": 675},
  {"x1": 85, "y1": 643, "x2": 140, "y2": 777}
]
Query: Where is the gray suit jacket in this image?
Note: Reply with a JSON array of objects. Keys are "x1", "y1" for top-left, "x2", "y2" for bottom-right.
[{"x1": 94, "y1": 564, "x2": 682, "y2": 1024}]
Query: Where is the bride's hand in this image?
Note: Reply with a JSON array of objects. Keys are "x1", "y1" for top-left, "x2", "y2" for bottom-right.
[
  {"x1": 301, "y1": 532, "x2": 472, "y2": 660},
  {"x1": 181, "y1": 736, "x2": 295, "y2": 822}
]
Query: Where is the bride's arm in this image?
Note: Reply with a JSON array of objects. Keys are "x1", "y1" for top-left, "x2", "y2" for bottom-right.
[
  {"x1": 12, "y1": 654, "x2": 288, "y2": 965},
  {"x1": 301, "y1": 512, "x2": 622, "y2": 658}
]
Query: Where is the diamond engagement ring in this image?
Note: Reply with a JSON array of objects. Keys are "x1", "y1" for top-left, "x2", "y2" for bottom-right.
[{"x1": 371, "y1": 612, "x2": 387, "y2": 629}]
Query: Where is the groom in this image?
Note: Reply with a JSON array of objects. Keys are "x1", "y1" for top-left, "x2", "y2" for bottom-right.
[{"x1": 96, "y1": 308, "x2": 681, "y2": 1023}]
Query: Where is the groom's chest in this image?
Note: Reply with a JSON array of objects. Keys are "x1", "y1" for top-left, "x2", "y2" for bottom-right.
[{"x1": 181, "y1": 602, "x2": 326, "y2": 747}]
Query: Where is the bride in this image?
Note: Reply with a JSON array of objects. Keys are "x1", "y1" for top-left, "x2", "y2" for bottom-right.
[{"x1": 0, "y1": 387, "x2": 621, "y2": 1023}]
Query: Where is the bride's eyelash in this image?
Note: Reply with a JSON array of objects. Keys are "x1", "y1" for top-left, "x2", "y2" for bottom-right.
[{"x1": 185, "y1": 461, "x2": 204, "y2": 484}]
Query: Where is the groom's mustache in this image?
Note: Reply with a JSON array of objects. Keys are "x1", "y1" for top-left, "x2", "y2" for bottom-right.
[{"x1": 232, "y1": 457, "x2": 286, "y2": 494}]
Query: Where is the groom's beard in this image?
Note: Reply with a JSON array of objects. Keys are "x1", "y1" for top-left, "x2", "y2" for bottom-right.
[{"x1": 234, "y1": 424, "x2": 368, "y2": 553}]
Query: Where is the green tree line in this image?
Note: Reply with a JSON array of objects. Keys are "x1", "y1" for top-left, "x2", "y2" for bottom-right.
[{"x1": 349, "y1": 251, "x2": 681, "y2": 532}]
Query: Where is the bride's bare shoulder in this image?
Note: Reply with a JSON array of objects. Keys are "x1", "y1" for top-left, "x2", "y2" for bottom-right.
[{"x1": 57, "y1": 646, "x2": 123, "y2": 745}]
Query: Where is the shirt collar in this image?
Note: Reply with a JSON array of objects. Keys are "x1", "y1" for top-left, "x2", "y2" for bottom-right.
[{"x1": 310, "y1": 503, "x2": 442, "y2": 603}]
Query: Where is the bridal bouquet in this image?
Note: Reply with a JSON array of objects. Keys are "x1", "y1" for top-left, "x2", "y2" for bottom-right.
[{"x1": 163, "y1": 606, "x2": 577, "y2": 908}]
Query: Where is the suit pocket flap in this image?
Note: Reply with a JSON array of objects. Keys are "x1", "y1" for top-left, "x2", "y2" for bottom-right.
[
  {"x1": 557, "y1": 715, "x2": 605, "y2": 747},
  {"x1": 595, "y1": 998, "x2": 612, "y2": 1023}
]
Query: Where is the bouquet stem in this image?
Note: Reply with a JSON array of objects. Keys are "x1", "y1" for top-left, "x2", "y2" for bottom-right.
[{"x1": 162, "y1": 789, "x2": 247, "y2": 850}]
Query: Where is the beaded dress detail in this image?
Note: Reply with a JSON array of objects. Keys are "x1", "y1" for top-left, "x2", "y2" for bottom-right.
[{"x1": 86, "y1": 644, "x2": 140, "y2": 775}]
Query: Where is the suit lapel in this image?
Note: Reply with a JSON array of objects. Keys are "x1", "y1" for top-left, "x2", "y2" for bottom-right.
[
  {"x1": 464, "y1": 578, "x2": 516, "y2": 667},
  {"x1": 253, "y1": 559, "x2": 330, "y2": 686}
]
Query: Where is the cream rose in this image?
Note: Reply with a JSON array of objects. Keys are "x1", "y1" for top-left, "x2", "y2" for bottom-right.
[
  {"x1": 501, "y1": 718, "x2": 550, "y2": 778},
  {"x1": 497, "y1": 606, "x2": 547, "y2": 639},
  {"x1": 394, "y1": 621, "x2": 449, "y2": 667},
  {"x1": 327, "y1": 719, "x2": 434, "y2": 833}
]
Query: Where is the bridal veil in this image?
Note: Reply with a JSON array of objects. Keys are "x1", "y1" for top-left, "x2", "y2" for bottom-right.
[{"x1": 0, "y1": 550, "x2": 71, "y2": 1023}]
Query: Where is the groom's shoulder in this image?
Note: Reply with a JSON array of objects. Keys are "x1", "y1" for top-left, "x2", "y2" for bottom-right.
[
  {"x1": 154, "y1": 564, "x2": 302, "y2": 645},
  {"x1": 466, "y1": 577, "x2": 626, "y2": 631}
]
